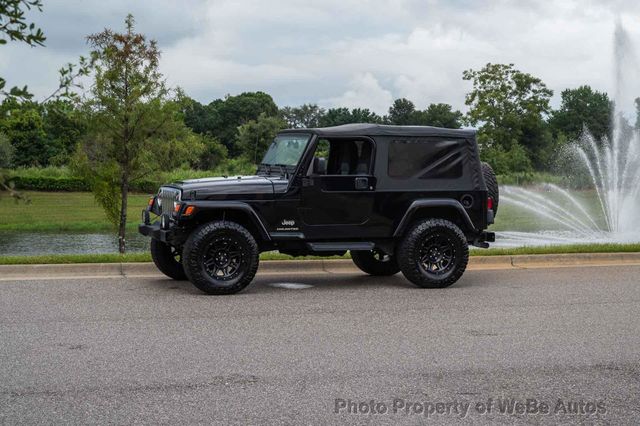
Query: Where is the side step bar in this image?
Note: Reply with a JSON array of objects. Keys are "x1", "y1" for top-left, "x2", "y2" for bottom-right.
[{"x1": 306, "y1": 242, "x2": 375, "y2": 252}]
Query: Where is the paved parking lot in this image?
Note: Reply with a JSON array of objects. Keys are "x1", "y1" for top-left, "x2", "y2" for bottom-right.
[{"x1": 1, "y1": 265, "x2": 639, "y2": 424}]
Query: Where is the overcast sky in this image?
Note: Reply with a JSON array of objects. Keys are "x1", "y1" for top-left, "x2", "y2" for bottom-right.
[{"x1": 2, "y1": 0, "x2": 640, "y2": 115}]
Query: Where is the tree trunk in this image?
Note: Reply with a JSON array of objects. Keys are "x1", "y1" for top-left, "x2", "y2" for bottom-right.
[{"x1": 118, "y1": 172, "x2": 129, "y2": 254}]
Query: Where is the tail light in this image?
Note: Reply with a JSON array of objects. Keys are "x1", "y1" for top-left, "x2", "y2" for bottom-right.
[{"x1": 487, "y1": 197, "x2": 494, "y2": 210}]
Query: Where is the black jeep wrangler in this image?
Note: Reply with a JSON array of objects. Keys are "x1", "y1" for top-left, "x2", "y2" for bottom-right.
[{"x1": 140, "y1": 124, "x2": 498, "y2": 295}]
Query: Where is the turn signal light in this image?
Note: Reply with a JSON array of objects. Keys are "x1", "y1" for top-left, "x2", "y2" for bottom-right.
[
  {"x1": 173, "y1": 202, "x2": 181, "y2": 213},
  {"x1": 183, "y1": 205, "x2": 196, "y2": 216},
  {"x1": 148, "y1": 197, "x2": 154, "y2": 207}
]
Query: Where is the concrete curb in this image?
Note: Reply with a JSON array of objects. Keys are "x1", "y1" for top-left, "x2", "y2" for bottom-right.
[{"x1": 1, "y1": 252, "x2": 639, "y2": 280}]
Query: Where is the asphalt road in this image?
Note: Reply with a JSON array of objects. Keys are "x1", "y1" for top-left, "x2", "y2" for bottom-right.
[{"x1": 1, "y1": 265, "x2": 639, "y2": 425}]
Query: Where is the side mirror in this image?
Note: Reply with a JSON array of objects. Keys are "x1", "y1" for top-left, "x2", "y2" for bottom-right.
[{"x1": 313, "y1": 157, "x2": 327, "y2": 175}]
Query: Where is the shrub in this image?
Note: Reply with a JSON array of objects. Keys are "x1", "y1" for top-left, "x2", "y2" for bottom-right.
[
  {"x1": 480, "y1": 143, "x2": 532, "y2": 175},
  {"x1": 0, "y1": 133, "x2": 14, "y2": 168},
  {"x1": 5, "y1": 167, "x2": 89, "y2": 191},
  {"x1": 4, "y1": 162, "x2": 258, "y2": 192}
]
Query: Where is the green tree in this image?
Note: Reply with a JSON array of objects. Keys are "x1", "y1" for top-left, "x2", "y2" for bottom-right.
[
  {"x1": 481, "y1": 144, "x2": 532, "y2": 175},
  {"x1": 181, "y1": 96, "x2": 217, "y2": 135},
  {"x1": 195, "y1": 134, "x2": 228, "y2": 170},
  {"x1": 418, "y1": 103, "x2": 463, "y2": 128},
  {"x1": 0, "y1": 132, "x2": 13, "y2": 167},
  {"x1": 387, "y1": 98, "x2": 416, "y2": 125},
  {"x1": 550, "y1": 86, "x2": 611, "y2": 141},
  {"x1": 318, "y1": 107, "x2": 382, "y2": 127},
  {"x1": 463, "y1": 63, "x2": 553, "y2": 171},
  {"x1": 211, "y1": 92, "x2": 278, "y2": 154},
  {"x1": 318, "y1": 108, "x2": 352, "y2": 127},
  {"x1": 0, "y1": 0, "x2": 91, "y2": 102},
  {"x1": 280, "y1": 104, "x2": 325, "y2": 128},
  {"x1": 77, "y1": 15, "x2": 201, "y2": 253},
  {"x1": 236, "y1": 113, "x2": 286, "y2": 164},
  {"x1": 182, "y1": 92, "x2": 278, "y2": 155},
  {"x1": 386, "y1": 99, "x2": 463, "y2": 128},
  {"x1": 0, "y1": 0, "x2": 45, "y2": 99},
  {"x1": 42, "y1": 99, "x2": 87, "y2": 164},
  {"x1": 0, "y1": 104, "x2": 49, "y2": 166},
  {"x1": 349, "y1": 108, "x2": 383, "y2": 123},
  {"x1": 0, "y1": 0, "x2": 44, "y2": 199}
]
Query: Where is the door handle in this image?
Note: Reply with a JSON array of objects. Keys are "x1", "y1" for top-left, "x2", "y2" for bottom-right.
[{"x1": 354, "y1": 177, "x2": 369, "y2": 190}]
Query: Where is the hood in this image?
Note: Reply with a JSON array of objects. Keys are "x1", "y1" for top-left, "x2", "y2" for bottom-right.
[{"x1": 167, "y1": 175, "x2": 289, "y2": 200}]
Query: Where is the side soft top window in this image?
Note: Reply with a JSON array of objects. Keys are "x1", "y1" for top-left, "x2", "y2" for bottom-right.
[
  {"x1": 388, "y1": 138, "x2": 464, "y2": 179},
  {"x1": 309, "y1": 138, "x2": 373, "y2": 175}
]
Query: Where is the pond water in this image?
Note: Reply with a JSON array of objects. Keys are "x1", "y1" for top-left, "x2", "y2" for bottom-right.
[{"x1": 0, "y1": 231, "x2": 150, "y2": 256}]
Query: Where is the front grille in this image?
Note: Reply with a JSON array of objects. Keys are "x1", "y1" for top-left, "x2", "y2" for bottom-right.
[{"x1": 158, "y1": 187, "x2": 181, "y2": 216}]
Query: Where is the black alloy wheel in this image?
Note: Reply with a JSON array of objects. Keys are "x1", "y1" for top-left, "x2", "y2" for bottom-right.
[
  {"x1": 417, "y1": 234, "x2": 456, "y2": 276},
  {"x1": 397, "y1": 218, "x2": 469, "y2": 288},
  {"x1": 351, "y1": 249, "x2": 400, "y2": 276},
  {"x1": 202, "y1": 234, "x2": 245, "y2": 281},
  {"x1": 183, "y1": 221, "x2": 259, "y2": 295},
  {"x1": 150, "y1": 239, "x2": 187, "y2": 280}
]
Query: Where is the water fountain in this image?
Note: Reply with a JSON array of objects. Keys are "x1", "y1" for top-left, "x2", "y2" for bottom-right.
[{"x1": 495, "y1": 20, "x2": 640, "y2": 247}]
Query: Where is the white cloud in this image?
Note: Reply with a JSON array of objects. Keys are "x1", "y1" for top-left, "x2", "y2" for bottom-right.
[
  {"x1": 322, "y1": 72, "x2": 393, "y2": 114},
  {"x1": 2, "y1": 0, "x2": 640, "y2": 114}
]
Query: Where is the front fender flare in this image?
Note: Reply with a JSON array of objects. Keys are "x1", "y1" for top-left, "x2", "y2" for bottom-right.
[
  {"x1": 393, "y1": 199, "x2": 477, "y2": 237},
  {"x1": 187, "y1": 201, "x2": 271, "y2": 241}
]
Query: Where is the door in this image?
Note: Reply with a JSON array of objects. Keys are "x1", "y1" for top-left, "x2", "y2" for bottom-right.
[{"x1": 298, "y1": 138, "x2": 376, "y2": 239}]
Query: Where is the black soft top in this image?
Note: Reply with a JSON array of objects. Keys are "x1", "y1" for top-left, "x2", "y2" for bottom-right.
[{"x1": 279, "y1": 123, "x2": 476, "y2": 139}]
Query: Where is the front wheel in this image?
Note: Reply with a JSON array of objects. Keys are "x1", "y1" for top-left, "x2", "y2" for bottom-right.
[
  {"x1": 351, "y1": 249, "x2": 400, "y2": 276},
  {"x1": 397, "y1": 219, "x2": 469, "y2": 288},
  {"x1": 183, "y1": 221, "x2": 259, "y2": 295},
  {"x1": 150, "y1": 239, "x2": 187, "y2": 280}
]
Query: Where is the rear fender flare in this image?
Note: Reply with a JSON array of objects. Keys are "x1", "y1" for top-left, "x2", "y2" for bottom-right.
[{"x1": 393, "y1": 199, "x2": 476, "y2": 237}]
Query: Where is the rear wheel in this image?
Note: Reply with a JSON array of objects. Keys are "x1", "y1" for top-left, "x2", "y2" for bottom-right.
[
  {"x1": 183, "y1": 221, "x2": 259, "y2": 295},
  {"x1": 351, "y1": 249, "x2": 400, "y2": 276},
  {"x1": 150, "y1": 239, "x2": 187, "y2": 280},
  {"x1": 481, "y1": 161, "x2": 499, "y2": 217},
  {"x1": 397, "y1": 219, "x2": 468, "y2": 288}
]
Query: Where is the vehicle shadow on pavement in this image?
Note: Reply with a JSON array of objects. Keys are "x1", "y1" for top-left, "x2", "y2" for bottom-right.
[
  {"x1": 254, "y1": 270, "x2": 488, "y2": 292},
  {"x1": 143, "y1": 270, "x2": 486, "y2": 296}
]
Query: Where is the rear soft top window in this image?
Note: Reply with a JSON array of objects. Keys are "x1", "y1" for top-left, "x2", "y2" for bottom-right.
[{"x1": 388, "y1": 138, "x2": 465, "y2": 179}]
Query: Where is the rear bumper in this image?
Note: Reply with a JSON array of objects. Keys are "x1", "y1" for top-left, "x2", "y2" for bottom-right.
[{"x1": 471, "y1": 231, "x2": 495, "y2": 248}]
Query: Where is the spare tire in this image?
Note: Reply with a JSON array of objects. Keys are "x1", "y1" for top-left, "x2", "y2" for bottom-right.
[{"x1": 481, "y1": 162, "x2": 499, "y2": 217}]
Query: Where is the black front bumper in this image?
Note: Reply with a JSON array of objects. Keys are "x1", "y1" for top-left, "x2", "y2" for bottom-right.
[
  {"x1": 482, "y1": 231, "x2": 496, "y2": 242},
  {"x1": 138, "y1": 222, "x2": 171, "y2": 243}
]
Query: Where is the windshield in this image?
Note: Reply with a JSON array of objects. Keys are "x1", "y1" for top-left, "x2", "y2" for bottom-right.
[{"x1": 261, "y1": 134, "x2": 310, "y2": 167}]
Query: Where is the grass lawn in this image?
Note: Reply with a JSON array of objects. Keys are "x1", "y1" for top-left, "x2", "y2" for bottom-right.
[
  {"x1": 491, "y1": 187, "x2": 606, "y2": 232},
  {"x1": 0, "y1": 188, "x2": 605, "y2": 233},
  {"x1": 0, "y1": 191, "x2": 152, "y2": 232},
  {"x1": 1, "y1": 243, "x2": 640, "y2": 264},
  {"x1": 1, "y1": 189, "x2": 638, "y2": 264}
]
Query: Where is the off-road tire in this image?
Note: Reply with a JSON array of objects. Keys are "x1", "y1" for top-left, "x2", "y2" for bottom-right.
[
  {"x1": 150, "y1": 239, "x2": 187, "y2": 280},
  {"x1": 351, "y1": 250, "x2": 400, "y2": 276},
  {"x1": 481, "y1": 161, "x2": 499, "y2": 216},
  {"x1": 183, "y1": 221, "x2": 259, "y2": 295},
  {"x1": 397, "y1": 219, "x2": 469, "y2": 288}
]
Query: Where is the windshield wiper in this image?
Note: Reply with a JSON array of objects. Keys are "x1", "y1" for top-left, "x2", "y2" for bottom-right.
[
  {"x1": 272, "y1": 164, "x2": 290, "y2": 178},
  {"x1": 258, "y1": 163, "x2": 273, "y2": 175}
]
